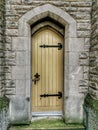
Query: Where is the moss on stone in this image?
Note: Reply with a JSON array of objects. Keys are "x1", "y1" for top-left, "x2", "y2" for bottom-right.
[
  {"x1": 95, "y1": 66, "x2": 98, "y2": 71},
  {"x1": 84, "y1": 94, "x2": 98, "y2": 115},
  {"x1": 0, "y1": 96, "x2": 9, "y2": 111},
  {"x1": 10, "y1": 120, "x2": 30, "y2": 125},
  {"x1": 9, "y1": 119, "x2": 85, "y2": 130}
]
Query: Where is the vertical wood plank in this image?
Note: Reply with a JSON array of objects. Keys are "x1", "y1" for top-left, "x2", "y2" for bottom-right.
[
  {"x1": 48, "y1": 30, "x2": 53, "y2": 107},
  {"x1": 41, "y1": 31, "x2": 46, "y2": 108},
  {"x1": 45, "y1": 30, "x2": 49, "y2": 109},
  {"x1": 32, "y1": 28, "x2": 63, "y2": 112},
  {"x1": 37, "y1": 33, "x2": 42, "y2": 107},
  {"x1": 52, "y1": 33, "x2": 55, "y2": 107}
]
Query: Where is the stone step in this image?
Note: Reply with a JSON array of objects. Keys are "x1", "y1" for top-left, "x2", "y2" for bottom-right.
[
  {"x1": 9, "y1": 127, "x2": 85, "y2": 130},
  {"x1": 21, "y1": 128, "x2": 85, "y2": 130},
  {"x1": 9, "y1": 119, "x2": 85, "y2": 130}
]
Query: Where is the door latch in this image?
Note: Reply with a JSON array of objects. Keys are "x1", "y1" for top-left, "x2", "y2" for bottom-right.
[{"x1": 32, "y1": 73, "x2": 40, "y2": 84}]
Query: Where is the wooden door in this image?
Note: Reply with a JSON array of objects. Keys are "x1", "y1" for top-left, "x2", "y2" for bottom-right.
[{"x1": 32, "y1": 28, "x2": 63, "y2": 112}]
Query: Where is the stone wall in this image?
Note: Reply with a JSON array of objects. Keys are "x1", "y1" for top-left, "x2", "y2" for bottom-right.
[
  {"x1": 5, "y1": 0, "x2": 92, "y2": 124},
  {"x1": 0, "y1": 0, "x2": 5, "y2": 96},
  {"x1": 84, "y1": 94, "x2": 98, "y2": 130},
  {"x1": 89, "y1": 0, "x2": 98, "y2": 99},
  {"x1": 0, "y1": 1, "x2": 9, "y2": 130},
  {"x1": 5, "y1": 0, "x2": 92, "y2": 96},
  {"x1": 84, "y1": 0, "x2": 98, "y2": 130},
  {"x1": 0, "y1": 97, "x2": 9, "y2": 130}
]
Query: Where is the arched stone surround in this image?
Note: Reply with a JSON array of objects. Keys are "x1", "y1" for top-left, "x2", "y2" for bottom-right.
[
  {"x1": 10, "y1": 4, "x2": 84, "y2": 124},
  {"x1": 31, "y1": 21, "x2": 64, "y2": 36}
]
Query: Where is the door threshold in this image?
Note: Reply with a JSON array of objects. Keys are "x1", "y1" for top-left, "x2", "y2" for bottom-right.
[
  {"x1": 32, "y1": 111, "x2": 62, "y2": 121},
  {"x1": 32, "y1": 111, "x2": 62, "y2": 117}
]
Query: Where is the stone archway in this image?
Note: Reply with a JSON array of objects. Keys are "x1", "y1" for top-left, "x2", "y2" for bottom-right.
[{"x1": 10, "y1": 4, "x2": 84, "y2": 124}]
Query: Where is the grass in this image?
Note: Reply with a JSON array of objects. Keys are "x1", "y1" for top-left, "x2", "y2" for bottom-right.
[{"x1": 9, "y1": 118, "x2": 85, "y2": 130}]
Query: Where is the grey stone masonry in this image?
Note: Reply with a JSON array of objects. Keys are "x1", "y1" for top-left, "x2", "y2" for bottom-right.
[
  {"x1": 5, "y1": 0, "x2": 92, "y2": 97},
  {"x1": 84, "y1": 0, "x2": 98, "y2": 130},
  {"x1": 0, "y1": 97, "x2": 9, "y2": 130},
  {"x1": 84, "y1": 94, "x2": 98, "y2": 130},
  {"x1": 2, "y1": 0, "x2": 98, "y2": 129},
  {"x1": 89, "y1": 0, "x2": 98, "y2": 99},
  {"x1": 0, "y1": 0, "x2": 6, "y2": 96},
  {"x1": 5, "y1": 0, "x2": 92, "y2": 124}
]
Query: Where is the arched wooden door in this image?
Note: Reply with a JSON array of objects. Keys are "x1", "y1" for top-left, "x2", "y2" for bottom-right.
[{"x1": 32, "y1": 28, "x2": 63, "y2": 113}]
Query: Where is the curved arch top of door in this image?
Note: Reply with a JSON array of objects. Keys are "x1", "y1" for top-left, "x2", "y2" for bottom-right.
[{"x1": 32, "y1": 27, "x2": 63, "y2": 115}]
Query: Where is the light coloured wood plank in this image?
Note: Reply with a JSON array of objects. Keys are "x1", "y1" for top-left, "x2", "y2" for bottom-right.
[
  {"x1": 41, "y1": 31, "x2": 46, "y2": 107},
  {"x1": 57, "y1": 37, "x2": 63, "y2": 108},
  {"x1": 32, "y1": 28, "x2": 63, "y2": 112},
  {"x1": 32, "y1": 36, "x2": 38, "y2": 110},
  {"x1": 37, "y1": 33, "x2": 42, "y2": 107},
  {"x1": 48, "y1": 30, "x2": 53, "y2": 107},
  {"x1": 52, "y1": 34, "x2": 57, "y2": 107}
]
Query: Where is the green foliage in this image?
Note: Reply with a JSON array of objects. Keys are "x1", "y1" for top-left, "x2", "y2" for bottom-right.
[
  {"x1": 0, "y1": 96, "x2": 9, "y2": 111},
  {"x1": 95, "y1": 67, "x2": 98, "y2": 71},
  {"x1": 84, "y1": 94, "x2": 98, "y2": 114}
]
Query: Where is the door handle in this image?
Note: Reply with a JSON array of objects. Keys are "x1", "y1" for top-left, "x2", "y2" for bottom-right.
[{"x1": 32, "y1": 73, "x2": 40, "y2": 84}]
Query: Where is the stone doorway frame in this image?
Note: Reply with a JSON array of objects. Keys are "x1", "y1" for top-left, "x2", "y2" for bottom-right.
[{"x1": 10, "y1": 4, "x2": 83, "y2": 123}]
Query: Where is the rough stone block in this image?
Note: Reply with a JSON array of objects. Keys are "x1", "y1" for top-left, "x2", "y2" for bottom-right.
[
  {"x1": 65, "y1": 95, "x2": 84, "y2": 123},
  {"x1": 76, "y1": 12, "x2": 90, "y2": 20},
  {"x1": 68, "y1": 52, "x2": 79, "y2": 66},
  {"x1": 77, "y1": 22, "x2": 91, "y2": 30},
  {"x1": 18, "y1": 20, "x2": 30, "y2": 37},
  {"x1": 68, "y1": 79, "x2": 79, "y2": 94},
  {"x1": 26, "y1": 66, "x2": 30, "y2": 79},
  {"x1": 79, "y1": 80, "x2": 88, "y2": 93},
  {"x1": 16, "y1": 51, "x2": 26, "y2": 65},
  {"x1": 6, "y1": 0, "x2": 21, "y2": 5},
  {"x1": 12, "y1": 66, "x2": 26, "y2": 80},
  {"x1": 25, "y1": 79, "x2": 31, "y2": 96},
  {"x1": 71, "y1": 2, "x2": 92, "y2": 7},
  {"x1": 69, "y1": 66, "x2": 83, "y2": 80},
  {"x1": 16, "y1": 80, "x2": 26, "y2": 94},
  {"x1": 16, "y1": 51, "x2": 31, "y2": 66},
  {"x1": 84, "y1": 38, "x2": 90, "y2": 51},
  {"x1": 65, "y1": 37, "x2": 84, "y2": 52},
  {"x1": 9, "y1": 95, "x2": 30, "y2": 124},
  {"x1": 77, "y1": 30, "x2": 91, "y2": 38},
  {"x1": 5, "y1": 29, "x2": 18, "y2": 36},
  {"x1": 12, "y1": 37, "x2": 30, "y2": 51}
]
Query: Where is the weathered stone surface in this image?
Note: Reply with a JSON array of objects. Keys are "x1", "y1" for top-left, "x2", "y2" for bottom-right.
[
  {"x1": 89, "y1": 0, "x2": 98, "y2": 99},
  {"x1": 0, "y1": 97, "x2": 9, "y2": 130},
  {"x1": 84, "y1": 94, "x2": 98, "y2": 130},
  {"x1": 79, "y1": 80, "x2": 88, "y2": 93},
  {"x1": 84, "y1": 1, "x2": 98, "y2": 130},
  {"x1": 2, "y1": 0, "x2": 98, "y2": 129},
  {"x1": 0, "y1": 0, "x2": 6, "y2": 97},
  {"x1": 71, "y1": 2, "x2": 92, "y2": 7},
  {"x1": 65, "y1": 38, "x2": 84, "y2": 52},
  {"x1": 79, "y1": 52, "x2": 89, "y2": 66},
  {"x1": 9, "y1": 95, "x2": 30, "y2": 124},
  {"x1": 12, "y1": 37, "x2": 30, "y2": 51}
]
